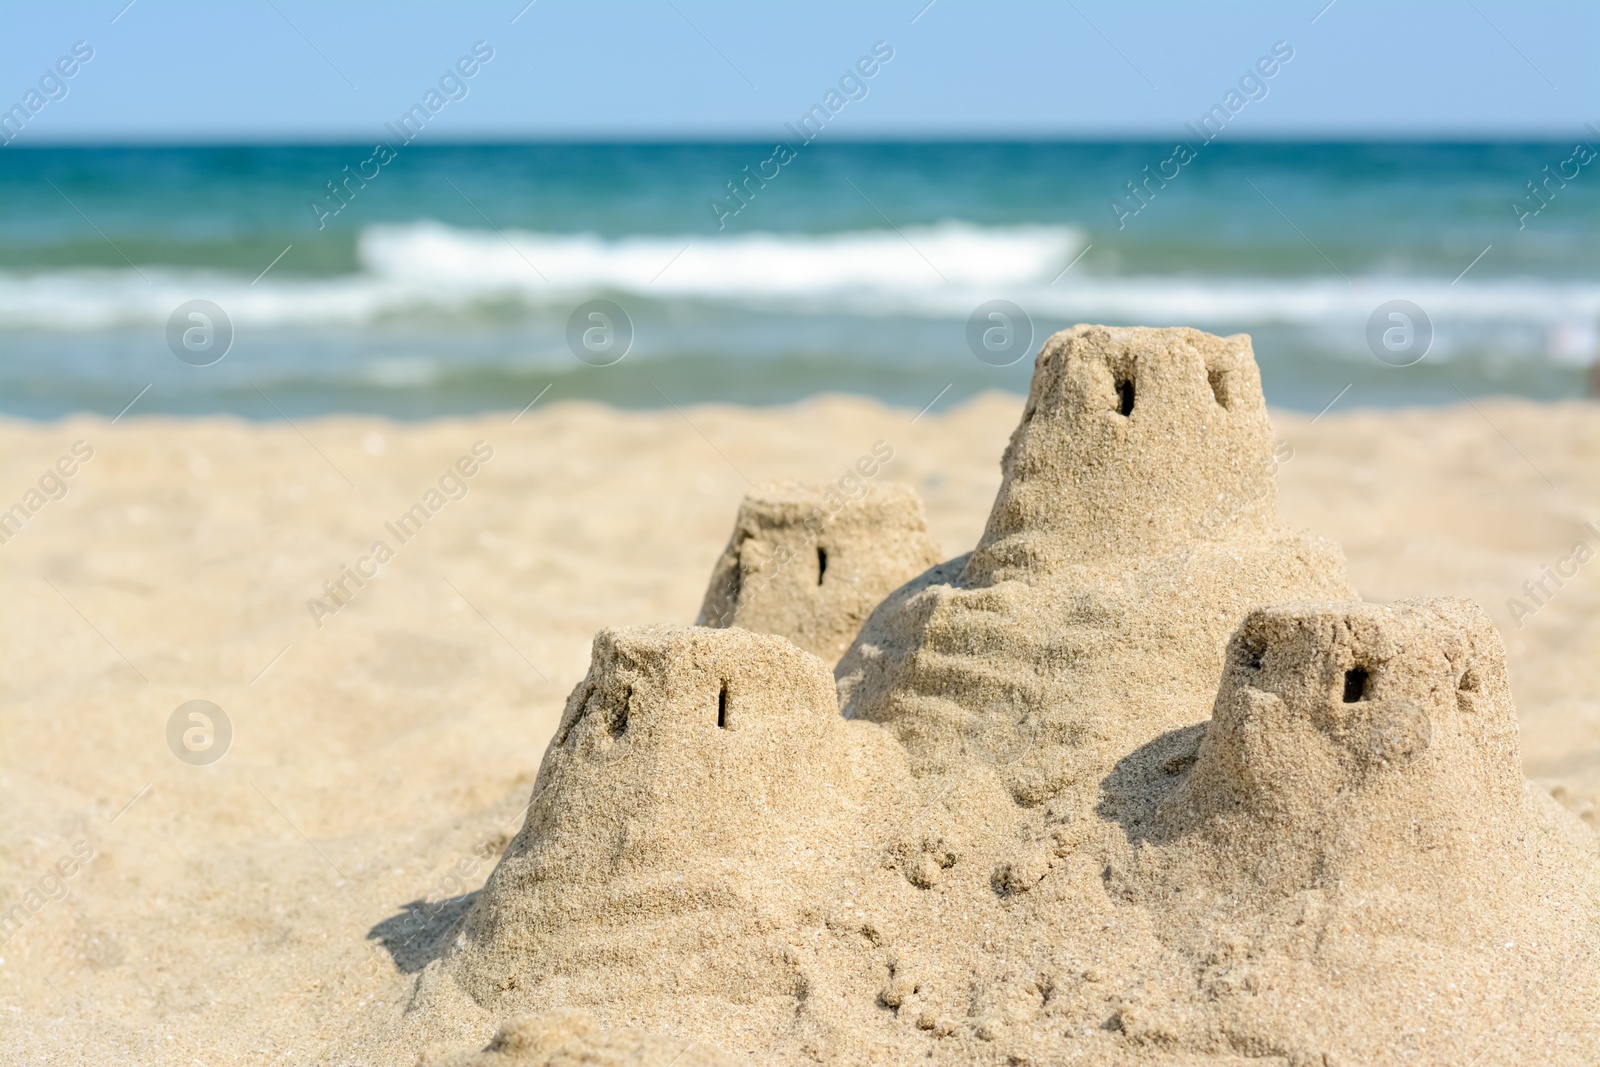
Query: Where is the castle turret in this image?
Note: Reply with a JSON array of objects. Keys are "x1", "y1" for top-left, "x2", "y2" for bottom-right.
[
  {"x1": 1107, "y1": 599, "x2": 1598, "y2": 1062},
  {"x1": 447, "y1": 626, "x2": 905, "y2": 1029},
  {"x1": 965, "y1": 324, "x2": 1277, "y2": 583},
  {"x1": 698, "y1": 481, "x2": 943, "y2": 664},
  {"x1": 837, "y1": 326, "x2": 1351, "y2": 803},
  {"x1": 1153, "y1": 598, "x2": 1524, "y2": 887}
]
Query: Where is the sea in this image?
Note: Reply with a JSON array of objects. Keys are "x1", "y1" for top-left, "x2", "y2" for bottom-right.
[{"x1": 1, "y1": 141, "x2": 1597, "y2": 419}]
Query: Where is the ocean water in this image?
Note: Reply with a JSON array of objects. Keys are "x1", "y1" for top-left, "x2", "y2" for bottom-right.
[{"x1": 1, "y1": 141, "x2": 1597, "y2": 419}]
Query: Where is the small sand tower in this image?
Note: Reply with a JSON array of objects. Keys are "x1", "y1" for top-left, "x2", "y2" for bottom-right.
[
  {"x1": 697, "y1": 481, "x2": 943, "y2": 664},
  {"x1": 446, "y1": 626, "x2": 904, "y2": 1026},
  {"x1": 1154, "y1": 598, "x2": 1523, "y2": 888},
  {"x1": 1110, "y1": 599, "x2": 1600, "y2": 1062}
]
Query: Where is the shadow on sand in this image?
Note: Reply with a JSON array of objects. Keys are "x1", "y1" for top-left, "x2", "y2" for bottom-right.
[{"x1": 367, "y1": 892, "x2": 478, "y2": 974}]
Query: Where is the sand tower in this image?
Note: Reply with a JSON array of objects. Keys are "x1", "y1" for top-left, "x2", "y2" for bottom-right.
[
  {"x1": 1141, "y1": 599, "x2": 1527, "y2": 905},
  {"x1": 1158, "y1": 598, "x2": 1522, "y2": 858},
  {"x1": 1101, "y1": 598, "x2": 1600, "y2": 1062},
  {"x1": 697, "y1": 481, "x2": 943, "y2": 663},
  {"x1": 837, "y1": 325, "x2": 1352, "y2": 804},
  {"x1": 443, "y1": 626, "x2": 906, "y2": 1036},
  {"x1": 964, "y1": 323, "x2": 1277, "y2": 582}
]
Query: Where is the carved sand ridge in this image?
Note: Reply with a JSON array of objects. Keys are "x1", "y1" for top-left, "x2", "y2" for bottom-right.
[
  {"x1": 397, "y1": 326, "x2": 1600, "y2": 1067},
  {"x1": 696, "y1": 481, "x2": 943, "y2": 663}
]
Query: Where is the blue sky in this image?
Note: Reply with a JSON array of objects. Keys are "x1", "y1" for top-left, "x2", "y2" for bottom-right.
[{"x1": 2, "y1": 1, "x2": 1595, "y2": 142}]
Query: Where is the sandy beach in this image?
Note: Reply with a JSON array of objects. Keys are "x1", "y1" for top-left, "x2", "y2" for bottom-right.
[
  {"x1": 6, "y1": 1, "x2": 1598, "y2": 1059},
  {"x1": 2, "y1": 383, "x2": 1598, "y2": 1064}
]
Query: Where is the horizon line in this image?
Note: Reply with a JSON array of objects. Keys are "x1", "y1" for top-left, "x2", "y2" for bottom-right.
[{"x1": 3, "y1": 130, "x2": 1595, "y2": 150}]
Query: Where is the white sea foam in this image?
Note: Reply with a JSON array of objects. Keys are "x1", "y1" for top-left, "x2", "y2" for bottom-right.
[
  {"x1": 358, "y1": 220, "x2": 1078, "y2": 296},
  {"x1": 1, "y1": 222, "x2": 1597, "y2": 357}
]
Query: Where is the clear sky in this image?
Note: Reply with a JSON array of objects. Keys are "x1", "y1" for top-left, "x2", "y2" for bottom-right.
[{"x1": 2, "y1": 1, "x2": 1596, "y2": 142}]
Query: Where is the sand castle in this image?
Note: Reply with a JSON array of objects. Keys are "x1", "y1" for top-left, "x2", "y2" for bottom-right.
[
  {"x1": 436, "y1": 626, "x2": 908, "y2": 1049},
  {"x1": 403, "y1": 326, "x2": 1600, "y2": 1066},
  {"x1": 696, "y1": 480, "x2": 943, "y2": 663}
]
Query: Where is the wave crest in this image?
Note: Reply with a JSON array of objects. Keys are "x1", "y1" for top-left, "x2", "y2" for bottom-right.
[{"x1": 1, "y1": 221, "x2": 1597, "y2": 351}]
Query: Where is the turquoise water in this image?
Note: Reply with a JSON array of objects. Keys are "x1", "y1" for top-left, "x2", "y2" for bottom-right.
[{"x1": 2, "y1": 141, "x2": 1597, "y2": 418}]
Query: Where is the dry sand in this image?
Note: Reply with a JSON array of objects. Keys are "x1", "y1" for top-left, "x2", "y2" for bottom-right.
[{"x1": 1, "y1": 327, "x2": 1598, "y2": 1065}]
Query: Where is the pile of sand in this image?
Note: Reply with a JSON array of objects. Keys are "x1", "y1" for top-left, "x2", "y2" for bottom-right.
[
  {"x1": 418, "y1": 1010, "x2": 744, "y2": 1067},
  {"x1": 383, "y1": 327, "x2": 1600, "y2": 1065}
]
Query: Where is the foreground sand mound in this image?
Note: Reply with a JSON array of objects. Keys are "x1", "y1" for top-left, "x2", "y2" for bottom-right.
[{"x1": 697, "y1": 481, "x2": 943, "y2": 663}]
